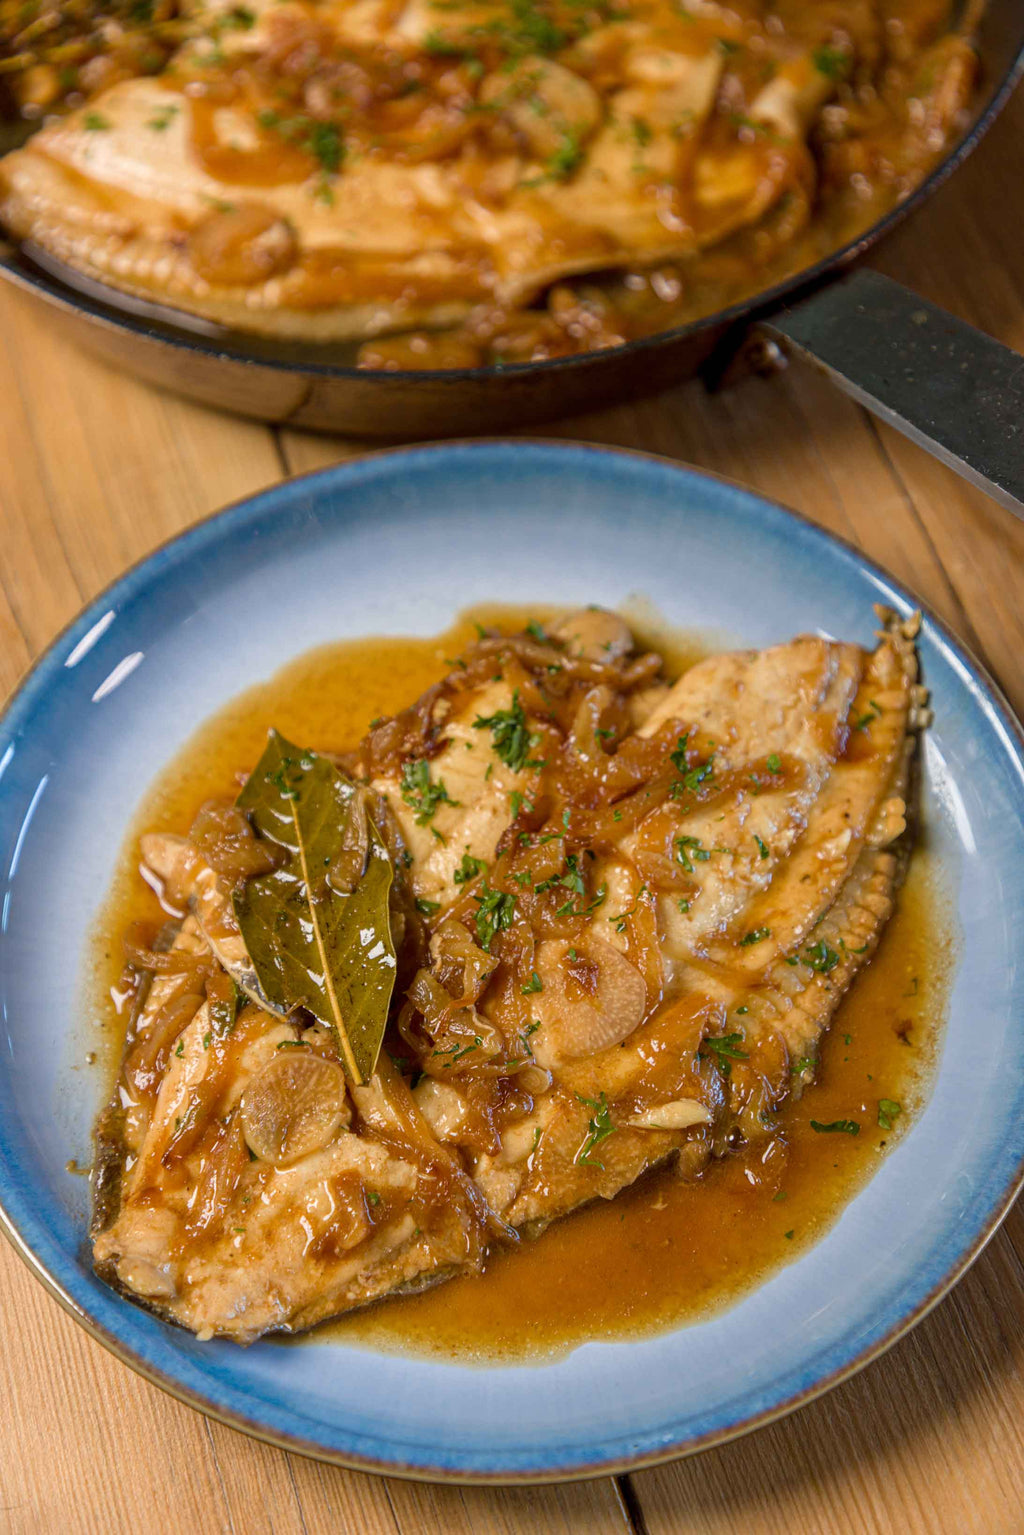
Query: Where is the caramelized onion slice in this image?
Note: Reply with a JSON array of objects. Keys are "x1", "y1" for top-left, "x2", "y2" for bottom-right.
[{"x1": 241, "y1": 1051, "x2": 351, "y2": 1167}]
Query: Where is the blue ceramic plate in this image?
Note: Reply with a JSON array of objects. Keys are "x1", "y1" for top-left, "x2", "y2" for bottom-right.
[{"x1": 1, "y1": 442, "x2": 1023, "y2": 1483}]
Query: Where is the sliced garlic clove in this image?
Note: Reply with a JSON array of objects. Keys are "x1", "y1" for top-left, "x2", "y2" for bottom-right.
[
  {"x1": 241, "y1": 1050, "x2": 350, "y2": 1166},
  {"x1": 626, "y1": 1099, "x2": 711, "y2": 1131}
]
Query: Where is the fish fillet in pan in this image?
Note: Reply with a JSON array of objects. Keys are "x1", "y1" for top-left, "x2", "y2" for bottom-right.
[
  {"x1": 0, "y1": 0, "x2": 838, "y2": 340},
  {"x1": 93, "y1": 607, "x2": 922, "y2": 1340}
]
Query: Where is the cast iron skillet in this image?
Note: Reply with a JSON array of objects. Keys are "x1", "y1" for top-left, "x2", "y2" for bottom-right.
[{"x1": 1, "y1": 1, "x2": 1022, "y2": 509}]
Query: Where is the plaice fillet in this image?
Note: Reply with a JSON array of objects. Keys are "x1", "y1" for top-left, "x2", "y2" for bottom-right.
[
  {"x1": 92, "y1": 607, "x2": 922, "y2": 1341},
  {"x1": 0, "y1": 0, "x2": 831, "y2": 340}
]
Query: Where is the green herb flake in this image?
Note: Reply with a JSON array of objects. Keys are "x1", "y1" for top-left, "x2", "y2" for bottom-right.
[
  {"x1": 453, "y1": 852, "x2": 486, "y2": 885},
  {"x1": 676, "y1": 834, "x2": 711, "y2": 874},
  {"x1": 854, "y1": 700, "x2": 883, "y2": 732},
  {"x1": 674, "y1": 753, "x2": 716, "y2": 795},
  {"x1": 400, "y1": 758, "x2": 459, "y2": 824},
  {"x1": 574, "y1": 1091, "x2": 617, "y2": 1168},
  {"x1": 522, "y1": 971, "x2": 543, "y2": 995},
  {"x1": 473, "y1": 689, "x2": 539, "y2": 773},
  {"x1": 700, "y1": 1032, "x2": 749, "y2": 1078},
  {"x1": 474, "y1": 882, "x2": 516, "y2": 952},
  {"x1": 609, "y1": 885, "x2": 649, "y2": 934},
  {"x1": 84, "y1": 112, "x2": 110, "y2": 131},
  {"x1": 147, "y1": 104, "x2": 179, "y2": 132},
  {"x1": 739, "y1": 927, "x2": 771, "y2": 946},
  {"x1": 810, "y1": 1118, "x2": 860, "y2": 1136},
  {"x1": 804, "y1": 939, "x2": 840, "y2": 974},
  {"x1": 813, "y1": 44, "x2": 851, "y2": 80},
  {"x1": 877, "y1": 1098, "x2": 902, "y2": 1131},
  {"x1": 415, "y1": 897, "x2": 441, "y2": 918},
  {"x1": 754, "y1": 834, "x2": 770, "y2": 860}
]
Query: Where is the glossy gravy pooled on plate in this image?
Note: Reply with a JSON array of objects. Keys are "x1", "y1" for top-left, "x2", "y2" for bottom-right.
[{"x1": 88, "y1": 606, "x2": 947, "y2": 1360}]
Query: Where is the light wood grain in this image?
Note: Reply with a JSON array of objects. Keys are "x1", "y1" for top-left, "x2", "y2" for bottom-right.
[{"x1": 1, "y1": 77, "x2": 1023, "y2": 1535}]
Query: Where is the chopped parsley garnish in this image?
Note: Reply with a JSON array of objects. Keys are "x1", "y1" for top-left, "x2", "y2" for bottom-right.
[
  {"x1": 525, "y1": 619, "x2": 548, "y2": 642},
  {"x1": 700, "y1": 1032, "x2": 749, "y2": 1077},
  {"x1": 674, "y1": 753, "x2": 716, "y2": 795},
  {"x1": 415, "y1": 897, "x2": 441, "y2": 918},
  {"x1": 258, "y1": 109, "x2": 344, "y2": 176},
  {"x1": 473, "y1": 689, "x2": 539, "y2": 772},
  {"x1": 854, "y1": 700, "x2": 883, "y2": 731},
  {"x1": 309, "y1": 121, "x2": 343, "y2": 174},
  {"x1": 474, "y1": 882, "x2": 516, "y2": 952},
  {"x1": 609, "y1": 885, "x2": 649, "y2": 934},
  {"x1": 670, "y1": 733, "x2": 690, "y2": 772},
  {"x1": 813, "y1": 44, "x2": 851, "y2": 80},
  {"x1": 766, "y1": 753, "x2": 781, "y2": 774},
  {"x1": 754, "y1": 834, "x2": 770, "y2": 860},
  {"x1": 631, "y1": 115, "x2": 653, "y2": 148},
  {"x1": 676, "y1": 835, "x2": 710, "y2": 873},
  {"x1": 435, "y1": 1036, "x2": 483, "y2": 1066},
  {"x1": 810, "y1": 1118, "x2": 860, "y2": 1135},
  {"x1": 574, "y1": 1091, "x2": 616, "y2": 1168},
  {"x1": 84, "y1": 112, "x2": 110, "y2": 131},
  {"x1": 804, "y1": 939, "x2": 840, "y2": 974},
  {"x1": 400, "y1": 758, "x2": 458, "y2": 824},
  {"x1": 453, "y1": 852, "x2": 486, "y2": 885},
  {"x1": 522, "y1": 971, "x2": 543, "y2": 995},
  {"x1": 877, "y1": 1099, "x2": 902, "y2": 1131},
  {"x1": 739, "y1": 927, "x2": 771, "y2": 946},
  {"x1": 538, "y1": 852, "x2": 584, "y2": 898},
  {"x1": 792, "y1": 1054, "x2": 816, "y2": 1075},
  {"x1": 147, "y1": 104, "x2": 178, "y2": 132}
]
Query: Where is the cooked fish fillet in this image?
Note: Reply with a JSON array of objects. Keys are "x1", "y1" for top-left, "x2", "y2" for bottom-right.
[
  {"x1": 0, "y1": 0, "x2": 826, "y2": 339},
  {"x1": 93, "y1": 608, "x2": 921, "y2": 1340}
]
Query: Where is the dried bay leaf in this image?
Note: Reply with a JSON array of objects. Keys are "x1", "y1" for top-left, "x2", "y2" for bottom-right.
[{"x1": 234, "y1": 730, "x2": 396, "y2": 1085}]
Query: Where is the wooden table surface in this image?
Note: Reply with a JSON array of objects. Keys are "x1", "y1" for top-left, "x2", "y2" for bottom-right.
[{"x1": 2, "y1": 79, "x2": 1024, "y2": 1535}]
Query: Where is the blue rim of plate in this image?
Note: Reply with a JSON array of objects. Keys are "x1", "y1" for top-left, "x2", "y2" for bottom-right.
[{"x1": 0, "y1": 439, "x2": 1023, "y2": 1484}]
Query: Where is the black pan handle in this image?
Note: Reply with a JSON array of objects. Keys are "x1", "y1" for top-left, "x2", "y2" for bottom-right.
[{"x1": 758, "y1": 269, "x2": 1024, "y2": 520}]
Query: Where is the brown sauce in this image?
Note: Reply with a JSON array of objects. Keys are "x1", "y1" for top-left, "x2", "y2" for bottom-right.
[{"x1": 88, "y1": 605, "x2": 950, "y2": 1362}]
